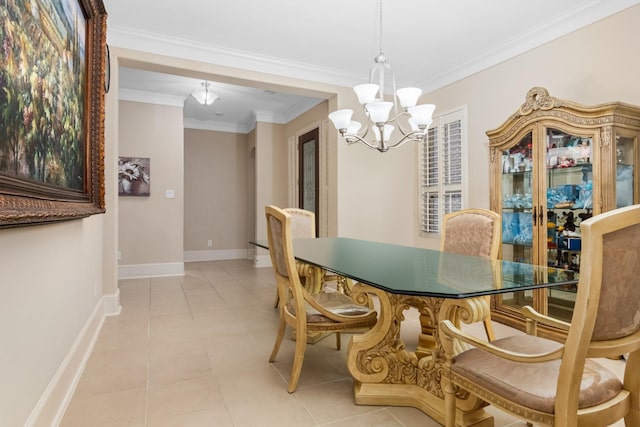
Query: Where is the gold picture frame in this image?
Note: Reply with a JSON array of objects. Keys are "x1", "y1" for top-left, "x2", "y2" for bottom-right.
[{"x1": 0, "y1": 0, "x2": 107, "y2": 227}]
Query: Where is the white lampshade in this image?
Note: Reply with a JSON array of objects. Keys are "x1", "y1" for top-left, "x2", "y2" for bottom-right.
[
  {"x1": 191, "y1": 82, "x2": 219, "y2": 106},
  {"x1": 346, "y1": 121, "x2": 362, "y2": 135},
  {"x1": 373, "y1": 124, "x2": 394, "y2": 142},
  {"x1": 329, "y1": 109, "x2": 354, "y2": 130},
  {"x1": 409, "y1": 117, "x2": 432, "y2": 133},
  {"x1": 354, "y1": 84, "x2": 379, "y2": 105},
  {"x1": 366, "y1": 101, "x2": 393, "y2": 124},
  {"x1": 408, "y1": 104, "x2": 436, "y2": 126},
  {"x1": 396, "y1": 87, "x2": 422, "y2": 109}
]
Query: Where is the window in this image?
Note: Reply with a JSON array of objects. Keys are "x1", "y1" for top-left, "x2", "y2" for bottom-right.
[{"x1": 419, "y1": 107, "x2": 467, "y2": 234}]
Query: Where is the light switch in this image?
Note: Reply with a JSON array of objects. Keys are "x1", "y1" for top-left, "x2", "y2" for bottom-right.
[{"x1": 165, "y1": 189, "x2": 175, "y2": 199}]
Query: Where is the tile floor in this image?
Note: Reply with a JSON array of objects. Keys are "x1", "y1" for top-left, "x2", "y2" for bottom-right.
[{"x1": 60, "y1": 260, "x2": 626, "y2": 427}]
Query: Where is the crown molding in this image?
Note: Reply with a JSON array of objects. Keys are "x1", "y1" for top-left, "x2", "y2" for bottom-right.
[
  {"x1": 107, "y1": 26, "x2": 363, "y2": 89},
  {"x1": 183, "y1": 118, "x2": 252, "y2": 134},
  {"x1": 119, "y1": 88, "x2": 185, "y2": 107}
]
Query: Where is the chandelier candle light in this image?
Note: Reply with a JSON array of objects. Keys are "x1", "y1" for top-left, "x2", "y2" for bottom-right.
[{"x1": 329, "y1": 0, "x2": 435, "y2": 152}]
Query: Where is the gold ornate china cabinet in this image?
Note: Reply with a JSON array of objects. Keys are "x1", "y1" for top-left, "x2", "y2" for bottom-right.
[{"x1": 488, "y1": 87, "x2": 640, "y2": 338}]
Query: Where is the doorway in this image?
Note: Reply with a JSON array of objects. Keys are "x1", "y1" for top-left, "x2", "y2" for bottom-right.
[{"x1": 298, "y1": 128, "x2": 319, "y2": 235}]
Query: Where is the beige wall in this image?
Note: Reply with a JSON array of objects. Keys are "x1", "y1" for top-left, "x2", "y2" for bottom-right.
[
  {"x1": 334, "y1": 82, "x2": 419, "y2": 244},
  {"x1": 184, "y1": 128, "x2": 249, "y2": 251},
  {"x1": 253, "y1": 121, "x2": 287, "y2": 243},
  {"x1": 118, "y1": 101, "x2": 184, "y2": 268},
  {"x1": 0, "y1": 217, "x2": 105, "y2": 426}
]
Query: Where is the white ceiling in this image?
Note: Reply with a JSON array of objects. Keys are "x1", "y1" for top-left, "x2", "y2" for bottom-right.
[{"x1": 106, "y1": 0, "x2": 640, "y2": 133}]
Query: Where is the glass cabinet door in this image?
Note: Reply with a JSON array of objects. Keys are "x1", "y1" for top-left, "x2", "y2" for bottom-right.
[
  {"x1": 615, "y1": 134, "x2": 636, "y2": 208},
  {"x1": 544, "y1": 128, "x2": 591, "y2": 321},
  {"x1": 498, "y1": 133, "x2": 534, "y2": 312}
]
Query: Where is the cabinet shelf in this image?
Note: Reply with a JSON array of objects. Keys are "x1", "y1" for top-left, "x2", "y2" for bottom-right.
[
  {"x1": 502, "y1": 170, "x2": 533, "y2": 176},
  {"x1": 547, "y1": 164, "x2": 591, "y2": 174}
]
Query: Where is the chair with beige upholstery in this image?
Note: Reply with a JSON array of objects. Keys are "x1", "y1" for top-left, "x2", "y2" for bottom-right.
[
  {"x1": 271, "y1": 208, "x2": 322, "y2": 308},
  {"x1": 440, "y1": 208, "x2": 501, "y2": 341},
  {"x1": 439, "y1": 204, "x2": 640, "y2": 427},
  {"x1": 274, "y1": 207, "x2": 358, "y2": 308},
  {"x1": 265, "y1": 205, "x2": 378, "y2": 393}
]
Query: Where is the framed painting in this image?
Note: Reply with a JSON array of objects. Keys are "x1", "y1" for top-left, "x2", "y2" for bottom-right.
[
  {"x1": 0, "y1": 0, "x2": 107, "y2": 227},
  {"x1": 118, "y1": 157, "x2": 150, "y2": 196}
]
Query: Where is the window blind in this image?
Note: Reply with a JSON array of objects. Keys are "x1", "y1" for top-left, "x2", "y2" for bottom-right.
[{"x1": 419, "y1": 107, "x2": 466, "y2": 234}]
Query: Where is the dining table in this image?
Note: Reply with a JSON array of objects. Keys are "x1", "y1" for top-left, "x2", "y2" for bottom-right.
[{"x1": 252, "y1": 237, "x2": 578, "y2": 426}]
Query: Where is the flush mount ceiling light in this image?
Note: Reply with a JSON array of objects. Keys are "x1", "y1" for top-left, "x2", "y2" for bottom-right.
[
  {"x1": 191, "y1": 82, "x2": 220, "y2": 106},
  {"x1": 328, "y1": 0, "x2": 435, "y2": 152}
]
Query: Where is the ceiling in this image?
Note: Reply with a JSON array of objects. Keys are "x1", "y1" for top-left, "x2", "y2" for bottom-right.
[{"x1": 106, "y1": 0, "x2": 640, "y2": 133}]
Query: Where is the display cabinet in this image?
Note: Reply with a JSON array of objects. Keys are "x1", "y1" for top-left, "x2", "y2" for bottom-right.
[{"x1": 487, "y1": 87, "x2": 640, "y2": 338}]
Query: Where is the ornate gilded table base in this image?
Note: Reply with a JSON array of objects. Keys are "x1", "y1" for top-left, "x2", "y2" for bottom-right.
[{"x1": 347, "y1": 284, "x2": 494, "y2": 427}]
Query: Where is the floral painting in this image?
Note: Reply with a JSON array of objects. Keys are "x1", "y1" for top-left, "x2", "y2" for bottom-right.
[{"x1": 118, "y1": 157, "x2": 150, "y2": 196}]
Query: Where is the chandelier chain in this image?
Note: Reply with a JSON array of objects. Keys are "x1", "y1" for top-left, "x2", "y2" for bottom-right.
[{"x1": 378, "y1": 0, "x2": 384, "y2": 55}]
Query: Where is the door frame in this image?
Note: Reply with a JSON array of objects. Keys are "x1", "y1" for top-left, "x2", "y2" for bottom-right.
[{"x1": 289, "y1": 121, "x2": 328, "y2": 236}]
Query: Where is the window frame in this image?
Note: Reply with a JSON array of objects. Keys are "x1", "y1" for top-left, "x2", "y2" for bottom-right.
[{"x1": 419, "y1": 105, "x2": 468, "y2": 235}]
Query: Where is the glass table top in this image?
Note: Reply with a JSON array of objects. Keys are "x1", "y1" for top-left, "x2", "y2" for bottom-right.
[{"x1": 252, "y1": 237, "x2": 578, "y2": 299}]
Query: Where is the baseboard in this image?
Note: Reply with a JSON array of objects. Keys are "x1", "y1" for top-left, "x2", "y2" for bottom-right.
[
  {"x1": 184, "y1": 249, "x2": 248, "y2": 262},
  {"x1": 25, "y1": 290, "x2": 121, "y2": 427},
  {"x1": 118, "y1": 262, "x2": 184, "y2": 279},
  {"x1": 253, "y1": 254, "x2": 272, "y2": 268}
]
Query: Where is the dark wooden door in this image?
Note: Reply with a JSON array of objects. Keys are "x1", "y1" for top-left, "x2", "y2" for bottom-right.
[{"x1": 298, "y1": 128, "x2": 319, "y2": 235}]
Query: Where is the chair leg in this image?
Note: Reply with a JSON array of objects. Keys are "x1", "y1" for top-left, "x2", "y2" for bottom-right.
[
  {"x1": 287, "y1": 327, "x2": 308, "y2": 393},
  {"x1": 335, "y1": 332, "x2": 341, "y2": 350},
  {"x1": 269, "y1": 315, "x2": 287, "y2": 362},
  {"x1": 442, "y1": 377, "x2": 456, "y2": 427},
  {"x1": 624, "y1": 351, "x2": 640, "y2": 426}
]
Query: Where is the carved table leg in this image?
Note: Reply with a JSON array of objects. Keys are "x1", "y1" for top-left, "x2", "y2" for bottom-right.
[{"x1": 346, "y1": 283, "x2": 493, "y2": 427}]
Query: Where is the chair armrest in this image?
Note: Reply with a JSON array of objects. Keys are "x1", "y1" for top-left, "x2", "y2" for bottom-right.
[
  {"x1": 521, "y1": 306, "x2": 570, "y2": 336},
  {"x1": 439, "y1": 319, "x2": 564, "y2": 363},
  {"x1": 303, "y1": 286, "x2": 376, "y2": 322}
]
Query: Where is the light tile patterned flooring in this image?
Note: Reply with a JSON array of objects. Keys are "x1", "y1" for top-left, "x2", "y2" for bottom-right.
[{"x1": 60, "y1": 260, "x2": 625, "y2": 426}]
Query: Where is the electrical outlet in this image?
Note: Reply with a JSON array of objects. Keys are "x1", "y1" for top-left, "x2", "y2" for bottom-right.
[
  {"x1": 207, "y1": 240, "x2": 213, "y2": 247},
  {"x1": 117, "y1": 250, "x2": 122, "y2": 260}
]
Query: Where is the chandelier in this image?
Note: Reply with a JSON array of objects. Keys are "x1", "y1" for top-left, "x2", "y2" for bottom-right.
[
  {"x1": 328, "y1": 0, "x2": 435, "y2": 152},
  {"x1": 191, "y1": 82, "x2": 220, "y2": 106}
]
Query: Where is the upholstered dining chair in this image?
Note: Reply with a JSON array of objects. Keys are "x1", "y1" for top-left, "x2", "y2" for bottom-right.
[
  {"x1": 265, "y1": 205, "x2": 378, "y2": 393},
  {"x1": 439, "y1": 204, "x2": 640, "y2": 427},
  {"x1": 274, "y1": 207, "x2": 359, "y2": 308},
  {"x1": 271, "y1": 208, "x2": 322, "y2": 308},
  {"x1": 441, "y1": 208, "x2": 501, "y2": 341}
]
